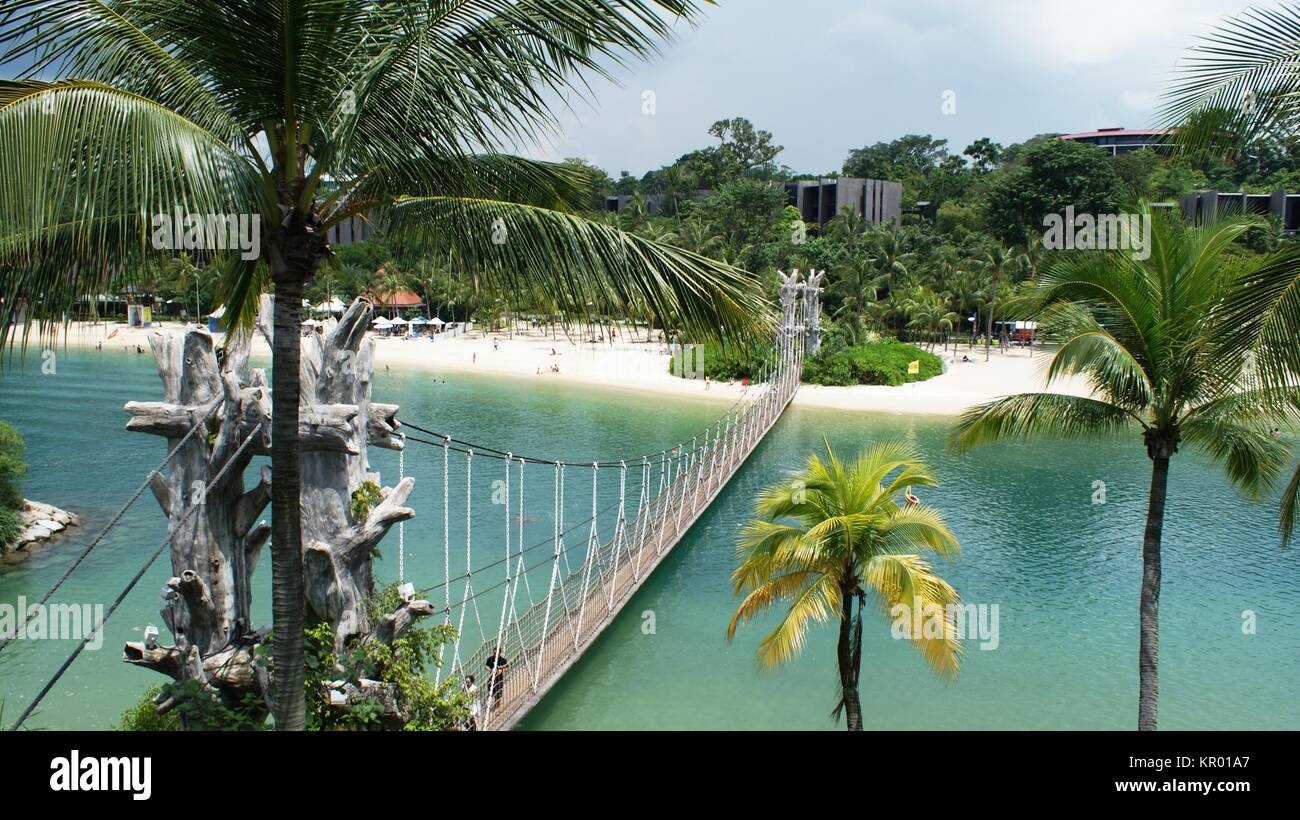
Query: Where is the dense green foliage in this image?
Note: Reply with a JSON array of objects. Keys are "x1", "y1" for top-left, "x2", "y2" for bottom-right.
[
  {"x1": 668, "y1": 341, "x2": 771, "y2": 381},
  {"x1": 0, "y1": 421, "x2": 26, "y2": 548},
  {"x1": 802, "y1": 339, "x2": 943, "y2": 386},
  {"x1": 304, "y1": 584, "x2": 467, "y2": 731},
  {"x1": 983, "y1": 140, "x2": 1122, "y2": 245},
  {"x1": 114, "y1": 686, "x2": 182, "y2": 731}
]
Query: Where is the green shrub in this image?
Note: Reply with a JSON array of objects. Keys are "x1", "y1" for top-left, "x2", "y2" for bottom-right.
[
  {"x1": 0, "y1": 421, "x2": 26, "y2": 511},
  {"x1": 0, "y1": 507, "x2": 20, "y2": 550},
  {"x1": 114, "y1": 686, "x2": 182, "y2": 731},
  {"x1": 305, "y1": 583, "x2": 468, "y2": 731},
  {"x1": 350, "y1": 480, "x2": 383, "y2": 520},
  {"x1": 802, "y1": 339, "x2": 943, "y2": 386},
  {"x1": 668, "y1": 341, "x2": 770, "y2": 382}
]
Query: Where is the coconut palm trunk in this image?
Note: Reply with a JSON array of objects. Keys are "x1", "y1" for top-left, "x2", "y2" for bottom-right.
[
  {"x1": 836, "y1": 582, "x2": 864, "y2": 731},
  {"x1": 268, "y1": 268, "x2": 307, "y2": 730},
  {"x1": 984, "y1": 280, "x2": 997, "y2": 362},
  {"x1": 1138, "y1": 434, "x2": 1175, "y2": 731}
]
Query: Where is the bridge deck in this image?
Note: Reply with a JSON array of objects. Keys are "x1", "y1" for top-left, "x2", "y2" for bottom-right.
[{"x1": 464, "y1": 371, "x2": 800, "y2": 731}]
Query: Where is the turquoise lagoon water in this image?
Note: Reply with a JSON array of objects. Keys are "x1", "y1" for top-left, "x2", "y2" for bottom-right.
[{"x1": 0, "y1": 347, "x2": 1297, "y2": 730}]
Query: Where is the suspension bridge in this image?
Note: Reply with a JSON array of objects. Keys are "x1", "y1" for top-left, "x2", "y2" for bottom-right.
[{"x1": 2, "y1": 270, "x2": 821, "y2": 731}]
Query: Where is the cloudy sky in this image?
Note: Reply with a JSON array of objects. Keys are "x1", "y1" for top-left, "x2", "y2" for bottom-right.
[{"x1": 526, "y1": 0, "x2": 1260, "y2": 176}]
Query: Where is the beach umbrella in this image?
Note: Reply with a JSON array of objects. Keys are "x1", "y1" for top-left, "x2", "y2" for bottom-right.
[
  {"x1": 409, "y1": 317, "x2": 429, "y2": 325},
  {"x1": 302, "y1": 318, "x2": 321, "y2": 327},
  {"x1": 389, "y1": 317, "x2": 409, "y2": 325},
  {"x1": 429, "y1": 316, "x2": 446, "y2": 326},
  {"x1": 373, "y1": 317, "x2": 393, "y2": 328}
]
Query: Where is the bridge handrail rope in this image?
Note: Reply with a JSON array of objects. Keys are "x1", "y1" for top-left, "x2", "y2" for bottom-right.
[
  {"x1": 8, "y1": 420, "x2": 266, "y2": 731},
  {"x1": 0, "y1": 397, "x2": 222, "y2": 660}
]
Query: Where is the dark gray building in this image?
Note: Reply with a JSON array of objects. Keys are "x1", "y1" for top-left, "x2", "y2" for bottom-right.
[
  {"x1": 604, "y1": 177, "x2": 901, "y2": 229},
  {"x1": 1180, "y1": 190, "x2": 1300, "y2": 233},
  {"x1": 784, "y1": 177, "x2": 901, "y2": 228}
]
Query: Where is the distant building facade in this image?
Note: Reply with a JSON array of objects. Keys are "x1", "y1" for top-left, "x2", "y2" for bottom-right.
[
  {"x1": 1057, "y1": 127, "x2": 1171, "y2": 156},
  {"x1": 603, "y1": 176, "x2": 902, "y2": 229},
  {"x1": 784, "y1": 177, "x2": 901, "y2": 228},
  {"x1": 1180, "y1": 190, "x2": 1300, "y2": 233},
  {"x1": 326, "y1": 214, "x2": 374, "y2": 246}
]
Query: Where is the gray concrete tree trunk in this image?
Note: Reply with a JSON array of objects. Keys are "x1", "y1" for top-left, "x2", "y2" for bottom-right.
[{"x1": 123, "y1": 297, "x2": 432, "y2": 725}]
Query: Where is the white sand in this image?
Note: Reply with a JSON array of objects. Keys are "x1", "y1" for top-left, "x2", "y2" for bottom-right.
[{"x1": 32, "y1": 320, "x2": 1096, "y2": 416}]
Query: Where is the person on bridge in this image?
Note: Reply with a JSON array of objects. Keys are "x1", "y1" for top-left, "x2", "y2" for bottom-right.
[
  {"x1": 485, "y1": 650, "x2": 510, "y2": 706},
  {"x1": 462, "y1": 675, "x2": 481, "y2": 731}
]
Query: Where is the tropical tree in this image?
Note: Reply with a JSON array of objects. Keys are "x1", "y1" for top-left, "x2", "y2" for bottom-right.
[
  {"x1": 950, "y1": 210, "x2": 1299, "y2": 731},
  {"x1": 0, "y1": 0, "x2": 767, "y2": 730},
  {"x1": 975, "y1": 246, "x2": 1024, "y2": 361},
  {"x1": 829, "y1": 253, "x2": 886, "y2": 345},
  {"x1": 727, "y1": 440, "x2": 962, "y2": 731},
  {"x1": 867, "y1": 227, "x2": 914, "y2": 295},
  {"x1": 903, "y1": 285, "x2": 959, "y2": 352}
]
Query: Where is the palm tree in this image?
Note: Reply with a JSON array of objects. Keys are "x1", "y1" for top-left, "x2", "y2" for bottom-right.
[
  {"x1": 950, "y1": 210, "x2": 1298, "y2": 731},
  {"x1": 829, "y1": 253, "x2": 887, "y2": 345},
  {"x1": 868, "y1": 227, "x2": 914, "y2": 296},
  {"x1": 975, "y1": 246, "x2": 1025, "y2": 361},
  {"x1": 0, "y1": 1, "x2": 767, "y2": 730},
  {"x1": 727, "y1": 439, "x2": 962, "y2": 731},
  {"x1": 1158, "y1": 4, "x2": 1300, "y2": 156},
  {"x1": 903, "y1": 285, "x2": 959, "y2": 352}
]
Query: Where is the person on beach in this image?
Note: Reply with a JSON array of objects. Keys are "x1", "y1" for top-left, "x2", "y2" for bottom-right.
[{"x1": 485, "y1": 651, "x2": 509, "y2": 706}]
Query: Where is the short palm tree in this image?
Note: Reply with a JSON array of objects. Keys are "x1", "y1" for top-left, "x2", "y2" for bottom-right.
[
  {"x1": 0, "y1": 0, "x2": 767, "y2": 730},
  {"x1": 950, "y1": 209, "x2": 1299, "y2": 731},
  {"x1": 727, "y1": 440, "x2": 962, "y2": 731}
]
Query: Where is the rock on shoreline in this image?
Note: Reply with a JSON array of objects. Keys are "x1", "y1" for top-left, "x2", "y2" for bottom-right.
[{"x1": 2, "y1": 499, "x2": 80, "y2": 561}]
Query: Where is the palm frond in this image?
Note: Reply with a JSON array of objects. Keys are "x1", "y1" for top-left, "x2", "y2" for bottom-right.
[
  {"x1": 862, "y1": 553, "x2": 962, "y2": 679},
  {"x1": 382, "y1": 195, "x2": 771, "y2": 344},
  {"x1": 0, "y1": 80, "x2": 267, "y2": 340},
  {"x1": 1159, "y1": 4, "x2": 1300, "y2": 155},
  {"x1": 949, "y1": 393, "x2": 1138, "y2": 455}
]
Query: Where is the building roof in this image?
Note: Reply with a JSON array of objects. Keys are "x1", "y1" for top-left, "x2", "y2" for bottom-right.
[
  {"x1": 1057, "y1": 128, "x2": 1172, "y2": 140},
  {"x1": 368, "y1": 289, "x2": 423, "y2": 307}
]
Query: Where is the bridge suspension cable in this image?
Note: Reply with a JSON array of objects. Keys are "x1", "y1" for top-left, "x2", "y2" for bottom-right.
[
  {"x1": 421, "y1": 269, "x2": 822, "y2": 730},
  {"x1": 8, "y1": 421, "x2": 266, "y2": 731},
  {"x1": 0, "y1": 398, "x2": 222, "y2": 660}
]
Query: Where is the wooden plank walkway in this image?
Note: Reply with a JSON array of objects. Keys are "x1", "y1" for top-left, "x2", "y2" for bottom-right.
[{"x1": 459, "y1": 363, "x2": 803, "y2": 730}]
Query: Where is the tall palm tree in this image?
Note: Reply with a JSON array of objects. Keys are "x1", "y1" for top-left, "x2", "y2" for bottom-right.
[
  {"x1": 950, "y1": 210, "x2": 1298, "y2": 731},
  {"x1": 975, "y1": 246, "x2": 1025, "y2": 361},
  {"x1": 1158, "y1": 4, "x2": 1300, "y2": 157},
  {"x1": 868, "y1": 227, "x2": 913, "y2": 296},
  {"x1": 829, "y1": 253, "x2": 887, "y2": 345},
  {"x1": 0, "y1": 1, "x2": 767, "y2": 730},
  {"x1": 727, "y1": 440, "x2": 962, "y2": 731}
]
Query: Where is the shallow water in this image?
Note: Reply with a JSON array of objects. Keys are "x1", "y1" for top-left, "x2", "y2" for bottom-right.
[{"x1": 1, "y1": 348, "x2": 1296, "y2": 730}]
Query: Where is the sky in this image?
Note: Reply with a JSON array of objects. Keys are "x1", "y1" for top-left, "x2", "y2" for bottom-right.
[{"x1": 523, "y1": 0, "x2": 1261, "y2": 176}]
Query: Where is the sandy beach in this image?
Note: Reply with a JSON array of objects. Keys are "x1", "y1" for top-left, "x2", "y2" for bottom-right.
[{"x1": 31, "y1": 320, "x2": 1095, "y2": 416}]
